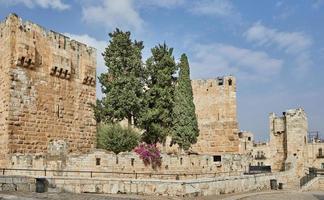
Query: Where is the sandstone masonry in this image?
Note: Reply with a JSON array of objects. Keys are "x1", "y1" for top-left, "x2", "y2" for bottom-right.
[
  {"x1": 0, "y1": 14, "x2": 97, "y2": 166},
  {"x1": 191, "y1": 76, "x2": 239, "y2": 154}
]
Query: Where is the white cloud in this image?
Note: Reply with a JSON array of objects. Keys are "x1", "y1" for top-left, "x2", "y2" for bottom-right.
[
  {"x1": 82, "y1": 0, "x2": 144, "y2": 32},
  {"x1": 65, "y1": 33, "x2": 106, "y2": 98},
  {"x1": 0, "y1": 0, "x2": 70, "y2": 10},
  {"x1": 190, "y1": 0, "x2": 235, "y2": 17},
  {"x1": 138, "y1": 0, "x2": 184, "y2": 8},
  {"x1": 244, "y1": 22, "x2": 313, "y2": 71},
  {"x1": 190, "y1": 43, "x2": 283, "y2": 81}
]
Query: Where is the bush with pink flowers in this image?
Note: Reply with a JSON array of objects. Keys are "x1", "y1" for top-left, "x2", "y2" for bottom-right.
[{"x1": 134, "y1": 143, "x2": 162, "y2": 169}]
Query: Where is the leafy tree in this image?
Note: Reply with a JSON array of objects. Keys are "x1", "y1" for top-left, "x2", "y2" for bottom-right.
[
  {"x1": 139, "y1": 43, "x2": 177, "y2": 144},
  {"x1": 92, "y1": 99, "x2": 105, "y2": 124},
  {"x1": 99, "y1": 29, "x2": 144, "y2": 126},
  {"x1": 171, "y1": 54, "x2": 199, "y2": 150},
  {"x1": 97, "y1": 123, "x2": 139, "y2": 154}
]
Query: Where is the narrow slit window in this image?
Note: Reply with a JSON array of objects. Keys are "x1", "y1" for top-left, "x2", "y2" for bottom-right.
[{"x1": 96, "y1": 158, "x2": 101, "y2": 166}]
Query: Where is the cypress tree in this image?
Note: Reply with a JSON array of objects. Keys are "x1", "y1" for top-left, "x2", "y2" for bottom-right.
[
  {"x1": 99, "y1": 29, "x2": 144, "y2": 126},
  {"x1": 139, "y1": 43, "x2": 177, "y2": 144},
  {"x1": 171, "y1": 54, "x2": 199, "y2": 150}
]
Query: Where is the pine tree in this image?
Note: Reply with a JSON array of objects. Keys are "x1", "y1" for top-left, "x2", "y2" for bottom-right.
[
  {"x1": 139, "y1": 43, "x2": 177, "y2": 144},
  {"x1": 171, "y1": 54, "x2": 199, "y2": 150},
  {"x1": 99, "y1": 29, "x2": 144, "y2": 126}
]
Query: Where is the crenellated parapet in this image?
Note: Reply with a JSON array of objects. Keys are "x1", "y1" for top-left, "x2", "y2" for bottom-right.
[{"x1": 1, "y1": 13, "x2": 96, "y2": 85}]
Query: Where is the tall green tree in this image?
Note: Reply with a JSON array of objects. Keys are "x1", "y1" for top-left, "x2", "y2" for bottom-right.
[
  {"x1": 171, "y1": 54, "x2": 199, "y2": 150},
  {"x1": 99, "y1": 29, "x2": 144, "y2": 126},
  {"x1": 139, "y1": 43, "x2": 177, "y2": 144}
]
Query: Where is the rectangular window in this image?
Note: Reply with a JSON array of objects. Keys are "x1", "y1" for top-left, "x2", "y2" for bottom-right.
[
  {"x1": 321, "y1": 163, "x2": 324, "y2": 169},
  {"x1": 213, "y1": 155, "x2": 221, "y2": 162},
  {"x1": 96, "y1": 158, "x2": 101, "y2": 166}
]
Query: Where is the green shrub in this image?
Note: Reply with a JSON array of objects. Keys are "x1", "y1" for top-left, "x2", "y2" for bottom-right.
[{"x1": 97, "y1": 123, "x2": 139, "y2": 154}]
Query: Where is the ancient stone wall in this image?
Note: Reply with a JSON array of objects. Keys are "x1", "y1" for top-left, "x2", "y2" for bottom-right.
[
  {"x1": 249, "y1": 108, "x2": 308, "y2": 175},
  {"x1": 0, "y1": 16, "x2": 13, "y2": 166},
  {"x1": 8, "y1": 150, "x2": 251, "y2": 179},
  {"x1": 0, "y1": 14, "x2": 97, "y2": 166},
  {"x1": 191, "y1": 76, "x2": 239, "y2": 155},
  {"x1": 284, "y1": 109, "x2": 308, "y2": 176},
  {"x1": 269, "y1": 112, "x2": 287, "y2": 171}
]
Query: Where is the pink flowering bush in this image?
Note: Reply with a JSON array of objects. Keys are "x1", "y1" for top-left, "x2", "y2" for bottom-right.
[{"x1": 134, "y1": 143, "x2": 162, "y2": 169}]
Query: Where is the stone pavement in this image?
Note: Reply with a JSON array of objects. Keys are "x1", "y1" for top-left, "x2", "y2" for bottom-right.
[{"x1": 1, "y1": 191, "x2": 324, "y2": 200}]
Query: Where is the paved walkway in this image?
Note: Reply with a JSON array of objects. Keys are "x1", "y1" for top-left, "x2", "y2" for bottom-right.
[{"x1": 1, "y1": 191, "x2": 324, "y2": 200}]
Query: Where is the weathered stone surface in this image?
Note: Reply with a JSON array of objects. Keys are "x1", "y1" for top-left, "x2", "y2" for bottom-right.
[
  {"x1": 0, "y1": 14, "x2": 97, "y2": 166},
  {"x1": 191, "y1": 76, "x2": 239, "y2": 155}
]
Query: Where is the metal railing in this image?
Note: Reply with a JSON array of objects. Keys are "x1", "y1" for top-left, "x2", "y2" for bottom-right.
[
  {"x1": 299, "y1": 168, "x2": 324, "y2": 187},
  {"x1": 0, "y1": 168, "x2": 254, "y2": 180}
]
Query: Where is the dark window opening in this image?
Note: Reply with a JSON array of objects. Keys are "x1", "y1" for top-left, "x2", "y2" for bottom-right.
[
  {"x1": 131, "y1": 158, "x2": 135, "y2": 166},
  {"x1": 180, "y1": 157, "x2": 183, "y2": 165},
  {"x1": 21, "y1": 56, "x2": 25, "y2": 65},
  {"x1": 218, "y1": 78, "x2": 224, "y2": 86},
  {"x1": 116, "y1": 156, "x2": 119, "y2": 164},
  {"x1": 248, "y1": 137, "x2": 251, "y2": 141},
  {"x1": 213, "y1": 155, "x2": 221, "y2": 162},
  {"x1": 228, "y1": 79, "x2": 232, "y2": 86},
  {"x1": 319, "y1": 148, "x2": 323, "y2": 156},
  {"x1": 96, "y1": 158, "x2": 101, "y2": 166}
]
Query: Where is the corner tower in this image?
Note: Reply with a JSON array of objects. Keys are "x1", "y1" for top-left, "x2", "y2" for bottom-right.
[
  {"x1": 269, "y1": 108, "x2": 308, "y2": 176},
  {"x1": 0, "y1": 14, "x2": 97, "y2": 166},
  {"x1": 191, "y1": 76, "x2": 239, "y2": 154}
]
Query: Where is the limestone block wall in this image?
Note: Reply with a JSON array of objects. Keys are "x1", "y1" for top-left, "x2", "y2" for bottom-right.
[
  {"x1": 46, "y1": 173, "x2": 276, "y2": 196},
  {"x1": 191, "y1": 76, "x2": 239, "y2": 155},
  {"x1": 7, "y1": 150, "x2": 252, "y2": 179},
  {"x1": 250, "y1": 143, "x2": 271, "y2": 166},
  {"x1": 307, "y1": 142, "x2": 324, "y2": 169},
  {"x1": 0, "y1": 14, "x2": 97, "y2": 166},
  {"x1": 284, "y1": 109, "x2": 308, "y2": 176},
  {"x1": 0, "y1": 17, "x2": 12, "y2": 166},
  {"x1": 269, "y1": 113, "x2": 286, "y2": 171}
]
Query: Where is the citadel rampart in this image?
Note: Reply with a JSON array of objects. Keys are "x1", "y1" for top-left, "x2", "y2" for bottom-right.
[{"x1": 0, "y1": 14, "x2": 97, "y2": 166}]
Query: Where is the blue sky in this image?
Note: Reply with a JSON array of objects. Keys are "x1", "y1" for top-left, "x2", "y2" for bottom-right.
[{"x1": 0, "y1": 0, "x2": 323, "y2": 141}]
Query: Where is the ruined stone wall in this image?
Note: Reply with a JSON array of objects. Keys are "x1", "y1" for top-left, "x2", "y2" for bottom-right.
[
  {"x1": 0, "y1": 14, "x2": 97, "y2": 166},
  {"x1": 258, "y1": 108, "x2": 308, "y2": 175},
  {"x1": 269, "y1": 113, "x2": 287, "y2": 171},
  {"x1": 191, "y1": 76, "x2": 239, "y2": 155}
]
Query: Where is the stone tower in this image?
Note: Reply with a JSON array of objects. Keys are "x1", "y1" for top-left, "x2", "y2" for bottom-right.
[
  {"x1": 269, "y1": 108, "x2": 308, "y2": 176},
  {"x1": 0, "y1": 14, "x2": 97, "y2": 166},
  {"x1": 191, "y1": 76, "x2": 239, "y2": 155}
]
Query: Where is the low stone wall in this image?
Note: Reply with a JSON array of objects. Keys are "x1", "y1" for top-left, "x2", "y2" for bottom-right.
[
  {"x1": 8, "y1": 150, "x2": 252, "y2": 179},
  {"x1": 46, "y1": 173, "x2": 276, "y2": 196},
  {"x1": 0, "y1": 176, "x2": 35, "y2": 192},
  {"x1": 0, "y1": 169, "x2": 294, "y2": 196}
]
